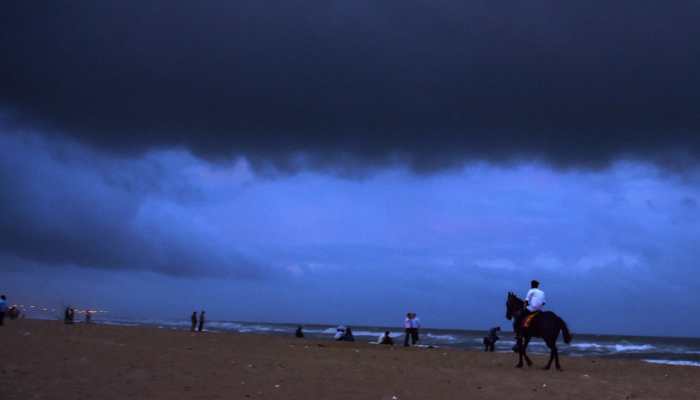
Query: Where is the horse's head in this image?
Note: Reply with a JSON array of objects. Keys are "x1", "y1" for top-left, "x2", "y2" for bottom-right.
[{"x1": 505, "y1": 291, "x2": 525, "y2": 320}]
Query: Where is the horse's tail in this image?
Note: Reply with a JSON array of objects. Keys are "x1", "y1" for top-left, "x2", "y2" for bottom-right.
[{"x1": 558, "y1": 316, "x2": 572, "y2": 344}]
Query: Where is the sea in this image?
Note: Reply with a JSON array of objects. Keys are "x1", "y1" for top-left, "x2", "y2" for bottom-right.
[{"x1": 86, "y1": 317, "x2": 700, "y2": 368}]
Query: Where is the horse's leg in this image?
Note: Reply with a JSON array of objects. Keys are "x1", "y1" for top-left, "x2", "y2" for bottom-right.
[
  {"x1": 544, "y1": 339, "x2": 555, "y2": 370},
  {"x1": 522, "y1": 336, "x2": 533, "y2": 367},
  {"x1": 554, "y1": 343, "x2": 562, "y2": 371},
  {"x1": 515, "y1": 336, "x2": 524, "y2": 368}
]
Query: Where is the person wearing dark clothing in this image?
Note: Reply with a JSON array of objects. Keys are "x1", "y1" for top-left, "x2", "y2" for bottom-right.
[
  {"x1": 190, "y1": 311, "x2": 198, "y2": 332},
  {"x1": 483, "y1": 326, "x2": 501, "y2": 352},
  {"x1": 197, "y1": 311, "x2": 205, "y2": 332},
  {"x1": 342, "y1": 327, "x2": 355, "y2": 342},
  {"x1": 379, "y1": 331, "x2": 394, "y2": 345},
  {"x1": 295, "y1": 326, "x2": 304, "y2": 338},
  {"x1": 403, "y1": 312, "x2": 420, "y2": 346},
  {"x1": 64, "y1": 307, "x2": 75, "y2": 325},
  {"x1": 0, "y1": 295, "x2": 7, "y2": 326}
]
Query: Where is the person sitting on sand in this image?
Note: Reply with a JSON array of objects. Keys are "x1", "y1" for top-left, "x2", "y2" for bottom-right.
[
  {"x1": 295, "y1": 326, "x2": 304, "y2": 338},
  {"x1": 198, "y1": 311, "x2": 206, "y2": 332},
  {"x1": 0, "y1": 295, "x2": 7, "y2": 326},
  {"x1": 378, "y1": 331, "x2": 394, "y2": 345},
  {"x1": 334, "y1": 326, "x2": 346, "y2": 340},
  {"x1": 483, "y1": 326, "x2": 500, "y2": 352},
  {"x1": 190, "y1": 311, "x2": 198, "y2": 332},
  {"x1": 342, "y1": 327, "x2": 355, "y2": 342}
]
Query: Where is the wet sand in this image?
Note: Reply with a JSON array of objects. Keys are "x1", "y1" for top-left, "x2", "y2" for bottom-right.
[{"x1": 1, "y1": 320, "x2": 699, "y2": 399}]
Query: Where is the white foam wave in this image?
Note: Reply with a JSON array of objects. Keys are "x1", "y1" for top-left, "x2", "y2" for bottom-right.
[
  {"x1": 570, "y1": 342, "x2": 655, "y2": 353},
  {"x1": 643, "y1": 359, "x2": 700, "y2": 367},
  {"x1": 206, "y1": 321, "x2": 243, "y2": 330},
  {"x1": 425, "y1": 333, "x2": 458, "y2": 342}
]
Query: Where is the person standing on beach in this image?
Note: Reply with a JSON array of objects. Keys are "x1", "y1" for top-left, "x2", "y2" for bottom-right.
[
  {"x1": 198, "y1": 311, "x2": 205, "y2": 332},
  {"x1": 64, "y1": 307, "x2": 75, "y2": 325},
  {"x1": 411, "y1": 313, "x2": 421, "y2": 345},
  {"x1": 403, "y1": 313, "x2": 413, "y2": 347},
  {"x1": 190, "y1": 311, "x2": 198, "y2": 332},
  {"x1": 0, "y1": 295, "x2": 7, "y2": 326},
  {"x1": 484, "y1": 326, "x2": 500, "y2": 352},
  {"x1": 295, "y1": 326, "x2": 304, "y2": 338}
]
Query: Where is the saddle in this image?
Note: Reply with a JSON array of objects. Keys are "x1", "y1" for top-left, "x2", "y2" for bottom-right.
[{"x1": 522, "y1": 311, "x2": 539, "y2": 329}]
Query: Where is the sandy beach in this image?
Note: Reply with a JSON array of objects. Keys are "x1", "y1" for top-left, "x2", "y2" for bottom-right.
[{"x1": 1, "y1": 320, "x2": 699, "y2": 400}]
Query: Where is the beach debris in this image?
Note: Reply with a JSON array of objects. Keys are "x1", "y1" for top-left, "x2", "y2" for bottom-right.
[
  {"x1": 274, "y1": 384, "x2": 280, "y2": 389},
  {"x1": 582, "y1": 374, "x2": 590, "y2": 378},
  {"x1": 392, "y1": 396, "x2": 399, "y2": 400},
  {"x1": 541, "y1": 384, "x2": 548, "y2": 389},
  {"x1": 247, "y1": 364, "x2": 254, "y2": 368},
  {"x1": 354, "y1": 349, "x2": 360, "y2": 353}
]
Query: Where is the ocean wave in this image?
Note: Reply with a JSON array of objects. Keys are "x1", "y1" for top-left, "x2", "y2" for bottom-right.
[
  {"x1": 100, "y1": 320, "x2": 141, "y2": 327},
  {"x1": 569, "y1": 342, "x2": 655, "y2": 353},
  {"x1": 206, "y1": 321, "x2": 243, "y2": 331},
  {"x1": 643, "y1": 359, "x2": 700, "y2": 367},
  {"x1": 425, "y1": 333, "x2": 458, "y2": 342}
]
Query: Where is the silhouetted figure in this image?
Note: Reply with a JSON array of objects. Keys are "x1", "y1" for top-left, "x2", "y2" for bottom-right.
[
  {"x1": 84, "y1": 310, "x2": 92, "y2": 324},
  {"x1": 190, "y1": 311, "x2": 198, "y2": 332},
  {"x1": 198, "y1": 311, "x2": 205, "y2": 332},
  {"x1": 483, "y1": 326, "x2": 500, "y2": 352},
  {"x1": 411, "y1": 313, "x2": 421, "y2": 344},
  {"x1": 341, "y1": 326, "x2": 355, "y2": 342},
  {"x1": 403, "y1": 312, "x2": 420, "y2": 346},
  {"x1": 295, "y1": 325, "x2": 304, "y2": 338},
  {"x1": 0, "y1": 295, "x2": 7, "y2": 326},
  {"x1": 64, "y1": 307, "x2": 75, "y2": 325},
  {"x1": 379, "y1": 331, "x2": 394, "y2": 345}
]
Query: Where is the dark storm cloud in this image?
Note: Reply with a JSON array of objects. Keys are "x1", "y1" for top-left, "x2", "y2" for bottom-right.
[
  {"x1": 0, "y1": 133, "x2": 264, "y2": 278},
  {"x1": 1, "y1": 1, "x2": 699, "y2": 172}
]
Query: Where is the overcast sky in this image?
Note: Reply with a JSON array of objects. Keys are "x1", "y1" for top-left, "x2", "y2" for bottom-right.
[{"x1": 1, "y1": 1, "x2": 699, "y2": 336}]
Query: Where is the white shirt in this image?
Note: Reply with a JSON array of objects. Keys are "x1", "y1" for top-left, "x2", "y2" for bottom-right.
[
  {"x1": 525, "y1": 288, "x2": 546, "y2": 312},
  {"x1": 404, "y1": 318, "x2": 412, "y2": 329},
  {"x1": 411, "y1": 317, "x2": 421, "y2": 329}
]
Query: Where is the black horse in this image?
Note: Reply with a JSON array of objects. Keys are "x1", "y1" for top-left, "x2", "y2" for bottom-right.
[{"x1": 505, "y1": 292, "x2": 572, "y2": 370}]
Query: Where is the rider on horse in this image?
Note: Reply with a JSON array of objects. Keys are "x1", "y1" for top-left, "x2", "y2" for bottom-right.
[{"x1": 523, "y1": 280, "x2": 546, "y2": 328}]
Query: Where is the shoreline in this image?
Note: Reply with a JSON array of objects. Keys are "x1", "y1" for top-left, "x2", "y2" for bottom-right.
[{"x1": 2, "y1": 319, "x2": 700, "y2": 399}]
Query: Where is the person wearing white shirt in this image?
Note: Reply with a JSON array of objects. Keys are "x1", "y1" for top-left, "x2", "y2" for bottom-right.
[
  {"x1": 410, "y1": 314, "x2": 421, "y2": 344},
  {"x1": 525, "y1": 280, "x2": 546, "y2": 312},
  {"x1": 403, "y1": 313, "x2": 413, "y2": 346}
]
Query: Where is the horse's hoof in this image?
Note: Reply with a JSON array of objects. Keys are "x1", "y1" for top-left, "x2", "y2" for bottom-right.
[
  {"x1": 526, "y1": 361, "x2": 533, "y2": 367},
  {"x1": 515, "y1": 364, "x2": 523, "y2": 368},
  {"x1": 542, "y1": 367, "x2": 550, "y2": 371}
]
